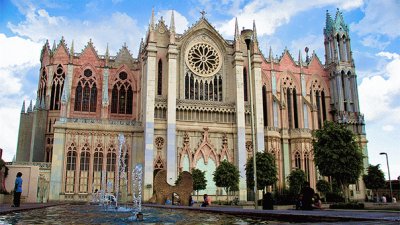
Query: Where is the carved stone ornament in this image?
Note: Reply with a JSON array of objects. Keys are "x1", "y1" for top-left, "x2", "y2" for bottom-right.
[{"x1": 185, "y1": 42, "x2": 221, "y2": 77}]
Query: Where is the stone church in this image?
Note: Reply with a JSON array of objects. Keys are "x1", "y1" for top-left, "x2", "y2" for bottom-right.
[{"x1": 16, "y1": 9, "x2": 368, "y2": 201}]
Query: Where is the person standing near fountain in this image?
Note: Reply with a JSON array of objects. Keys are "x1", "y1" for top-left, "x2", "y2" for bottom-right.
[{"x1": 12, "y1": 172, "x2": 23, "y2": 207}]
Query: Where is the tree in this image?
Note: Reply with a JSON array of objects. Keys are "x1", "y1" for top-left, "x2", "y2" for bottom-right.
[
  {"x1": 363, "y1": 164, "x2": 385, "y2": 197},
  {"x1": 246, "y1": 152, "x2": 278, "y2": 191},
  {"x1": 313, "y1": 121, "x2": 363, "y2": 202},
  {"x1": 213, "y1": 160, "x2": 240, "y2": 201},
  {"x1": 191, "y1": 168, "x2": 207, "y2": 198},
  {"x1": 316, "y1": 179, "x2": 331, "y2": 201},
  {"x1": 287, "y1": 169, "x2": 307, "y2": 195}
]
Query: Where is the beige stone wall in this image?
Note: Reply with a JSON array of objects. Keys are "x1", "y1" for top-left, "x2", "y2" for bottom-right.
[{"x1": 6, "y1": 165, "x2": 39, "y2": 203}]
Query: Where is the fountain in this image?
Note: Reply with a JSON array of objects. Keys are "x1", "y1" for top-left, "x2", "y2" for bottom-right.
[{"x1": 132, "y1": 163, "x2": 143, "y2": 220}]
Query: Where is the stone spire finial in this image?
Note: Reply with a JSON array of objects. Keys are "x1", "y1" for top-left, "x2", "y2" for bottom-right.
[
  {"x1": 235, "y1": 17, "x2": 239, "y2": 39},
  {"x1": 52, "y1": 40, "x2": 56, "y2": 52},
  {"x1": 252, "y1": 20, "x2": 258, "y2": 42},
  {"x1": 21, "y1": 100, "x2": 26, "y2": 113},
  {"x1": 105, "y1": 43, "x2": 109, "y2": 67},
  {"x1": 269, "y1": 46, "x2": 273, "y2": 61},
  {"x1": 27, "y1": 100, "x2": 33, "y2": 113},
  {"x1": 170, "y1": 10, "x2": 175, "y2": 33},
  {"x1": 150, "y1": 8, "x2": 155, "y2": 31},
  {"x1": 298, "y1": 49, "x2": 303, "y2": 67},
  {"x1": 69, "y1": 40, "x2": 74, "y2": 63},
  {"x1": 234, "y1": 17, "x2": 241, "y2": 50}
]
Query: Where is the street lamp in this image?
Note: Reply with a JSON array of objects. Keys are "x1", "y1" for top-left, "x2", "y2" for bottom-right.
[
  {"x1": 243, "y1": 29, "x2": 258, "y2": 209},
  {"x1": 380, "y1": 152, "x2": 393, "y2": 201}
]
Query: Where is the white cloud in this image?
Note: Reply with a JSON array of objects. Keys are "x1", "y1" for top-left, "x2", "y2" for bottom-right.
[
  {"x1": 352, "y1": 0, "x2": 400, "y2": 39},
  {"x1": 382, "y1": 125, "x2": 394, "y2": 132},
  {"x1": 157, "y1": 10, "x2": 190, "y2": 34},
  {"x1": 215, "y1": 0, "x2": 364, "y2": 37},
  {"x1": 8, "y1": 9, "x2": 144, "y2": 55},
  {"x1": 360, "y1": 35, "x2": 390, "y2": 49},
  {"x1": 358, "y1": 52, "x2": 400, "y2": 123},
  {"x1": 0, "y1": 34, "x2": 42, "y2": 161}
]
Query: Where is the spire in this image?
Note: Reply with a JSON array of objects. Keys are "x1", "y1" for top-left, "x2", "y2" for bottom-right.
[
  {"x1": 170, "y1": 10, "x2": 175, "y2": 33},
  {"x1": 52, "y1": 40, "x2": 56, "y2": 53},
  {"x1": 324, "y1": 10, "x2": 334, "y2": 36},
  {"x1": 298, "y1": 50, "x2": 303, "y2": 67},
  {"x1": 34, "y1": 94, "x2": 40, "y2": 110},
  {"x1": 21, "y1": 100, "x2": 26, "y2": 113},
  {"x1": 27, "y1": 100, "x2": 33, "y2": 113},
  {"x1": 235, "y1": 17, "x2": 239, "y2": 39},
  {"x1": 149, "y1": 8, "x2": 155, "y2": 42},
  {"x1": 234, "y1": 17, "x2": 240, "y2": 51},
  {"x1": 252, "y1": 20, "x2": 258, "y2": 43},
  {"x1": 69, "y1": 40, "x2": 74, "y2": 63},
  {"x1": 105, "y1": 43, "x2": 109, "y2": 67},
  {"x1": 269, "y1": 46, "x2": 273, "y2": 61}
]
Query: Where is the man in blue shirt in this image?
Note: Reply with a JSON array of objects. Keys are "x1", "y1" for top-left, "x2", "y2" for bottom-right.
[{"x1": 12, "y1": 172, "x2": 22, "y2": 207}]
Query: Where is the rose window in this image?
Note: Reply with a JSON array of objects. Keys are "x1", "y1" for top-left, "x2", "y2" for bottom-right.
[{"x1": 186, "y1": 43, "x2": 221, "y2": 77}]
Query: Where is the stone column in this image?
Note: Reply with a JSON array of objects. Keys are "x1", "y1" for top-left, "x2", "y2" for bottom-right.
[
  {"x1": 49, "y1": 126, "x2": 66, "y2": 201},
  {"x1": 167, "y1": 44, "x2": 178, "y2": 185},
  {"x1": 301, "y1": 75, "x2": 309, "y2": 128},
  {"x1": 335, "y1": 73, "x2": 344, "y2": 112},
  {"x1": 66, "y1": 64, "x2": 74, "y2": 117},
  {"x1": 143, "y1": 42, "x2": 157, "y2": 200},
  {"x1": 272, "y1": 72, "x2": 279, "y2": 127},
  {"x1": 233, "y1": 51, "x2": 247, "y2": 201}
]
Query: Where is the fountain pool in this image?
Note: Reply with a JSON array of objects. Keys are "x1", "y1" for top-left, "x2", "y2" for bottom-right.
[{"x1": 0, "y1": 204, "x2": 284, "y2": 224}]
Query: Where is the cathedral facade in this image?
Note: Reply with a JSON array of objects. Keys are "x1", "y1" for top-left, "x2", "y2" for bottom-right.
[{"x1": 16, "y1": 9, "x2": 368, "y2": 201}]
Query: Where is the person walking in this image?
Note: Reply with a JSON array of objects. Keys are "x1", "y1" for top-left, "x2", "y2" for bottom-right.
[{"x1": 12, "y1": 172, "x2": 23, "y2": 207}]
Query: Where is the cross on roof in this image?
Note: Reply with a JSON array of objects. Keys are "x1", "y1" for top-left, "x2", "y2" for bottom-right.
[{"x1": 200, "y1": 10, "x2": 206, "y2": 18}]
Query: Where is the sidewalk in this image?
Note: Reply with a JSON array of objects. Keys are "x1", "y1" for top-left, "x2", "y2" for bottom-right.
[
  {"x1": 143, "y1": 203, "x2": 400, "y2": 223},
  {"x1": 0, "y1": 202, "x2": 65, "y2": 215}
]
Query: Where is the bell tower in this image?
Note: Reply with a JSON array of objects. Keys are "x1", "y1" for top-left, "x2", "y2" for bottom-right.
[{"x1": 324, "y1": 9, "x2": 364, "y2": 134}]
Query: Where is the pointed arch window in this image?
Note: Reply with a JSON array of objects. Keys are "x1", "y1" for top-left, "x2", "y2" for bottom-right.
[
  {"x1": 157, "y1": 59, "x2": 162, "y2": 95},
  {"x1": 262, "y1": 85, "x2": 268, "y2": 126},
  {"x1": 93, "y1": 146, "x2": 103, "y2": 192},
  {"x1": 50, "y1": 64, "x2": 65, "y2": 110},
  {"x1": 111, "y1": 72, "x2": 133, "y2": 115},
  {"x1": 39, "y1": 69, "x2": 47, "y2": 106},
  {"x1": 74, "y1": 69, "x2": 97, "y2": 112},
  {"x1": 79, "y1": 148, "x2": 90, "y2": 193},
  {"x1": 184, "y1": 72, "x2": 223, "y2": 102},
  {"x1": 65, "y1": 144, "x2": 77, "y2": 193},
  {"x1": 295, "y1": 151, "x2": 301, "y2": 169},
  {"x1": 304, "y1": 152, "x2": 310, "y2": 181}
]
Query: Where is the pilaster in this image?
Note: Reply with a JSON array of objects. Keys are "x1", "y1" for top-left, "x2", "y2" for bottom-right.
[
  {"x1": 167, "y1": 44, "x2": 178, "y2": 185},
  {"x1": 102, "y1": 68, "x2": 109, "y2": 119},
  {"x1": 66, "y1": 64, "x2": 74, "y2": 117},
  {"x1": 49, "y1": 126, "x2": 66, "y2": 201},
  {"x1": 233, "y1": 51, "x2": 247, "y2": 201},
  {"x1": 143, "y1": 42, "x2": 157, "y2": 200},
  {"x1": 251, "y1": 53, "x2": 265, "y2": 152}
]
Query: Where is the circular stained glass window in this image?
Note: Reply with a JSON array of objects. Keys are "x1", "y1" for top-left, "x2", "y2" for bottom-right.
[
  {"x1": 119, "y1": 72, "x2": 127, "y2": 80},
  {"x1": 84, "y1": 69, "x2": 92, "y2": 77},
  {"x1": 186, "y1": 42, "x2": 221, "y2": 77}
]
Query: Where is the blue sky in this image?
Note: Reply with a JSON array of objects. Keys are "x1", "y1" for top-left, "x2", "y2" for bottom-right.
[{"x1": 0, "y1": 0, "x2": 399, "y2": 180}]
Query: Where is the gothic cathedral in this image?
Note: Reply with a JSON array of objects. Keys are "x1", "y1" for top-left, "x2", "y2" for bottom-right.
[{"x1": 16, "y1": 9, "x2": 368, "y2": 201}]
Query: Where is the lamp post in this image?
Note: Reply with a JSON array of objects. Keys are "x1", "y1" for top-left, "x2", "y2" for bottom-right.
[
  {"x1": 243, "y1": 30, "x2": 258, "y2": 209},
  {"x1": 380, "y1": 152, "x2": 393, "y2": 201}
]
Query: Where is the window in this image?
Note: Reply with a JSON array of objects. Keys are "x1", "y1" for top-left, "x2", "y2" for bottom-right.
[
  {"x1": 262, "y1": 85, "x2": 268, "y2": 126},
  {"x1": 157, "y1": 60, "x2": 162, "y2": 95},
  {"x1": 243, "y1": 67, "x2": 248, "y2": 101},
  {"x1": 74, "y1": 69, "x2": 97, "y2": 112},
  {"x1": 111, "y1": 72, "x2": 133, "y2": 114},
  {"x1": 50, "y1": 64, "x2": 65, "y2": 110},
  {"x1": 184, "y1": 72, "x2": 222, "y2": 102},
  {"x1": 295, "y1": 152, "x2": 301, "y2": 169}
]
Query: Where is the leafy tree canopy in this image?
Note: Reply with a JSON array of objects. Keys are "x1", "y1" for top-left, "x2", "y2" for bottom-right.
[
  {"x1": 246, "y1": 152, "x2": 278, "y2": 190},
  {"x1": 313, "y1": 121, "x2": 363, "y2": 200},
  {"x1": 191, "y1": 168, "x2": 207, "y2": 192},
  {"x1": 287, "y1": 169, "x2": 307, "y2": 194},
  {"x1": 363, "y1": 164, "x2": 385, "y2": 193},
  {"x1": 213, "y1": 160, "x2": 240, "y2": 194},
  {"x1": 316, "y1": 179, "x2": 331, "y2": 195}
]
